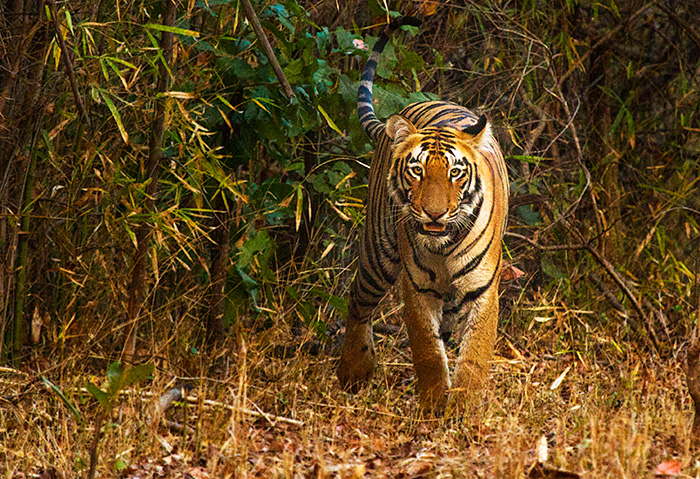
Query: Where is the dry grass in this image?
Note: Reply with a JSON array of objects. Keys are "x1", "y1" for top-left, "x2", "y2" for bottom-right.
[{"x1": 1, "y1": 298, "x2": 697, "y2": 479}]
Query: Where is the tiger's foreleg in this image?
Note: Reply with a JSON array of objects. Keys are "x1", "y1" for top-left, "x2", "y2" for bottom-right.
[
  {"x1": 451, "y1": 279, "x2": 499, "y2": 404},
  {"x1": 400, "y1": 271, "x2": 451, "y2": 411}
]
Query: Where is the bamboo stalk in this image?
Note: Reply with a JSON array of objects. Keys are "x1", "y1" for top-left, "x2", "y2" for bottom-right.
[
  {"x1": 12, "y1": 149, "x2": 38, "y2": 362},
  {"x1": 206, "y1": 194, "x2": 231, "y2": 343},
  {"x1": 122, "y1": 0, "x2": 177, "y2": 363}
]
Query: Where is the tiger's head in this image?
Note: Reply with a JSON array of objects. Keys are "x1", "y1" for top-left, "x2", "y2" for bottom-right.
[{"x1": 385, "y1": 114, "x2": 491, "y2": 241}]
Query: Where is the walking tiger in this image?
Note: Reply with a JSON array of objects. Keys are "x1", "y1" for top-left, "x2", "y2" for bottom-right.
[{"x1": 337, "y1": 17, "x2": 509, "y2": 411}]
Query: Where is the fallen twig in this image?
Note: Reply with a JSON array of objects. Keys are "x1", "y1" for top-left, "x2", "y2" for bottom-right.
[
  {"x1": 200, "y1": 396, "x2": 304, "y2": 427},
  {"x1": 148, "y1": 386, "x2": 304, "y2": 427}
]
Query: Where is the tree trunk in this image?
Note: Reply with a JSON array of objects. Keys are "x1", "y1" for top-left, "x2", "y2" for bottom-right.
[{"x1": 588, "y1": 31, "x2": 622, "y2": 260}]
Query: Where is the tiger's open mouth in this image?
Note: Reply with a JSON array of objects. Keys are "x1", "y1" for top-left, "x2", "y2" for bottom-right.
[{"x1": 420, "y1": 222, "x2": 450, "y2": 236}]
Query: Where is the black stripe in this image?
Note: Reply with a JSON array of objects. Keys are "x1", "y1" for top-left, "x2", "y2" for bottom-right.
[
  {"x1": 357, "y1": 266, "x2": 387, "y2": 296},
  {"x1": 355, "y1": 298, "x2": 381, "y2": 310},
  {"x1": 426, "y1": 107, "x2": 465, "y2": 125},
  {"x1": 373, "y1": 36, "x2": 389, "y2": 54},
  {"x1": 462, "y1": 183, "x2": 484, "y2": 224},
  {"x1": 432, "y1": 111, "x2": 477, "y2": 129},
  {"x1": 364, "y1": 209, "x2": 400, "y2": 278},
  {"x1": 443, "y1": 229, "x2": 470, "y2": 256},
  {"x1": 361, "y1": 60, "x2": 378, "y2": 81},
  {"x1": 351, "y1": 278, "x2": 383, "y2": 312},
  {"x1": 389, "y1": 174, "x2": 409, "y2": 204},
  {"x1": 402, "y1": 102, "x2": 435, "y2": 122},
  {"x1": 369, "y1": 172, "x2": 400, "y2": 268},
  {"x1": 362, "y1": 230, "x2": 397, "y2": 287},
  {"x1": 424, "y1": 233, "x2": 459, "y2": 255},
  {"x1": 454, "y1": 178, "x2": 493, "y2": 258},
  {"x1": 358, "y1": 85, "x2": 372, "y2": 101},
  {"x1": 451, "y1": 233, "x2": 494, "y2": 281},
  {"x1": 359, "y1": 111, "x2": 376, "y2": 124},
  {"x1": 405, "y1": 266, "x2": 443, "y2": 299},
  {"x1": 357, "y1": 17, "x2": 420, "y2": 142},
  {"x1": 444, "y1": 261, "x2": 499, "y2": 315},
  {"x1": 358, "y1": 103, "x2": 373, "y2": 114},
  {"x1": 443, "y1": 179, "x2": 483, "y2": 258},
  {"x1": 407, "y1": 232, "x2": 437, "y2": 281}
]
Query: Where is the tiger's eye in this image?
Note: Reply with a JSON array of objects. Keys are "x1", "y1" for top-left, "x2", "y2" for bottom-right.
[
  {"x1": 450, "y1": 167, "x2": 463, "y2": 178},
  {"x1": 410, "y1": 166, "x2": 423, "y2": 177}
]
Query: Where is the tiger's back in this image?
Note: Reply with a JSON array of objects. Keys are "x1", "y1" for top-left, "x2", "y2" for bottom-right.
[{"x1": 337, "y1": 19, "x2": 508, "y2": 411}]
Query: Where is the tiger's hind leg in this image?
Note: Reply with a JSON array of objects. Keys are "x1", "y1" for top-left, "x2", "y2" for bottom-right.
[
  {"x1": 337, "y1": 298, "x2": 377, "y2": 392},
  {"x1": 337, "y1": 261, "x2": 397, "y2": 392}
]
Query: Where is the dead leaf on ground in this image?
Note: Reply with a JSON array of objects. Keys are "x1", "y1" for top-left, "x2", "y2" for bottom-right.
[
  {"x1": 501, "y1": 262, "x2": 525, "y2": 281},
  {"x1": 182, "y1": 466, "x2": 210, "y2": 479},
  {"x1": 654, "y1": 460, "x2": 682, "y2": 476}
]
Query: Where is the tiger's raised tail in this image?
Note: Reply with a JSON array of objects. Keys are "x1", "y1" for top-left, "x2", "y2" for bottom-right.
[{"x1": 357, "y1": 16, "x2": 422, "y2": 142}]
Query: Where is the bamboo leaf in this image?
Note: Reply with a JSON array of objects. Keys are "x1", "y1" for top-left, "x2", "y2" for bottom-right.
[
  {"x1": 250, "y1": 97, "x2": 271, "y2": 114},
  {"x1": 99, "y1": 90, "x2": 129, "y2": 144},
  {"x1": 124, "y1": 221, "x2": 137, "y2": 248},
  {"x1": 318, "y1": 105, "x2": 345, "y2": 137},
  {"x1": 144, "y1": 24, "x2": 201, "y2": 38},
  {"x1": 295, "y1": 187, "x2": 303, "y2": 231},
  {"x1": 163, "y1": 91, "x2": 198, "y2": 99},
  {"x1": 105, "y1": 57, "x2": 138, "y2": 69},
  {"x1": 64, "y1": 9, "x2": 74, "y2": 35},
  {"x1": 42, "y1": 376, "x2": 83, "y2": 420},
  {"x1": 215, "y1": 94, "x2": 238, "y2": 112}
]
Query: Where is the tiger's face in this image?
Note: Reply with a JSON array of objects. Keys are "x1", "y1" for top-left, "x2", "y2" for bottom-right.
[{"x1": 385, "y1": 115, "x2": 487, "y2": 241}]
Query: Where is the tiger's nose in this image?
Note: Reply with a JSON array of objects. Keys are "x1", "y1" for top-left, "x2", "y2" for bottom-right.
[{"x1": 424, "y1": 207, "x2": 448, "y2": 221}]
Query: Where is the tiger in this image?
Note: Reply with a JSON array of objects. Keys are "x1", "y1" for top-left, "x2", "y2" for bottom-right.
[{"x1": 336, "y1": 16, "x2": 509, "y2": 411}]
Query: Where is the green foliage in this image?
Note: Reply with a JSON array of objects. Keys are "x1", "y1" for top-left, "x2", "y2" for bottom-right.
[
  {"x1": 164, "y1": 0, "x2": 438, "y2": 335},
  {"x1": 86, "y1": 362, "x2": 154, "y2": 413},
  {"x1": 3, "y1": 0, "x2": 700, "y2": 475}
]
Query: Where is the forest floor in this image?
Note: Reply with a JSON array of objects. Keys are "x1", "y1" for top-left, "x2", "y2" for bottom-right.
[{"x1": 2, "y1": 300, "x2": 698, "y2": 479}]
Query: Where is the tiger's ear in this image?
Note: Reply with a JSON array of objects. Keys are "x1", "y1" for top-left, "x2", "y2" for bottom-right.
[
  {"x1": 461, "y1": 114, "x2": 490, "y2": 146},
  {"x1": 386, "y1": 115, "x2": 416, "y2": 144}
]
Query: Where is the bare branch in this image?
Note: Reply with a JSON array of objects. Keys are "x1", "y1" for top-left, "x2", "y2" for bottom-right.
[
  {"x1": 240, "y1": 0, "x2": 295, "y2": 99},
  {"x1": 46, "y1": 0, "x2": 90, "y2": 130}
]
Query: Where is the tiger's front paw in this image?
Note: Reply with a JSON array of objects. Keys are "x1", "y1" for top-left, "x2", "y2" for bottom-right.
[
  {"x1": 337, "y1": 344, "x2": 376, "y2": 393},
  {"x1": 418, "y1": 379, "x2": 450, "y2": 413}
]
